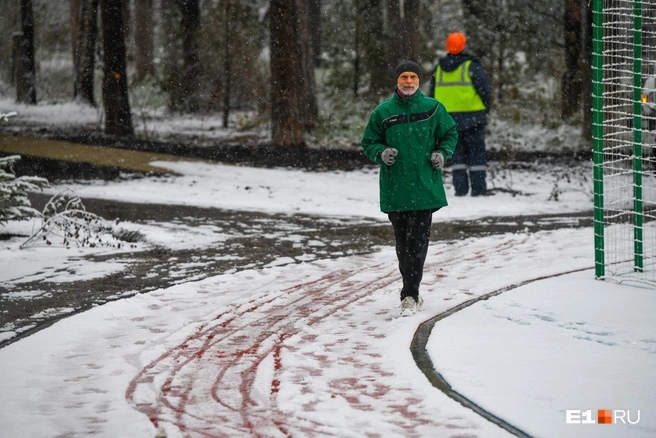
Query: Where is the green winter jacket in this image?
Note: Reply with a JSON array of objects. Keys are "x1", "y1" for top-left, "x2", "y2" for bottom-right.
[{"x1": 361, "y1": 89, "x2": 458, "y2": 213}]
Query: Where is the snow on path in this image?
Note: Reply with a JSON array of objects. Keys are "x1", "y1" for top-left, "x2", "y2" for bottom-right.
[
  {"x1": 0, "y1": 228, "x2": 592, "y2": 437},
  {"x1": 127, "y1": 263, "x2": 404, "y2": 437}
]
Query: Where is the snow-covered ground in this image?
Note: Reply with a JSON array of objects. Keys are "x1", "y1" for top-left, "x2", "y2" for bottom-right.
[{"x1": 0, "y1": 154, "x2": 654, "y2": 438}]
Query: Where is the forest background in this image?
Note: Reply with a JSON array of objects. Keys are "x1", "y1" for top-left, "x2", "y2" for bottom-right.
[{"x1": 0, "y1": 0, "x2": 594, "y2": 155}]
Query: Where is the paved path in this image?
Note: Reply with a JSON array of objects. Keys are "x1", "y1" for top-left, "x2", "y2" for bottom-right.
[
  {"x1": 126, "y1": 264, "x2": 400, "y2": 436},
  {"x1": 118, "y1": 231, "x2": 587, "y2": 437},
  {"x1": 0, "y1": 133, "x2": 202, "y2": 175},
  {"x1": 0, "y1": 134, "x2": 594, "y2": 437}
]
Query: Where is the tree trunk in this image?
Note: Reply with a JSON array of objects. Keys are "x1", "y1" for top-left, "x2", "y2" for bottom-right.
[
  {"x1": 361, "y1": 0, "x2": 388, "y2": 97},
  {"x1": 402, "y1": 0, "x2": 420, "y2": 61},
  {"x1": 354, "y1": 0, "x2": 361, "y2": 97},
  {"x1": 385, "y1": 0, "x2": 403, "y2": 70},
  {"x1": 122, "y1": 0, "x2": 131, "y2": 42},
  {"x1": 562, "y1": 0, "x2": 583, "y2": 119},
  {"x1": 222, "y1": 0, "x2": 232, "y2": 128},
  {"x1": 296, "y1": 0, "x2": 319, "y2": 129},
  {"x1": 134, "y1": 0, "x2": 155, "y2": 82},
  {"x1": 308, "y1": 0, "x2": 322, "y2": 67},
  {"x1": 160, "y1": 0, "x2": 178, "y2": 108},
  {"x1": 176, "y1": 0, "x2": 203, "y2": 112},
  {"x1": 70, "y1": 0, "x2": 81, "y2": 65},
  {"x1": 100, "y1": 0, "x2": 134, "y2": 136},
  {"x1": 581, "y1": 0, "x2": 593, "y2": 141},
  {"x1": 15, "y1": 0, "x2": 37, "y2": 104},
  {"x1": 270, "y1": 0, "x2": 305, "y2": 146},
  {"x1": 74, "y1": 0, "x2": 98, "y2": 105},
  {"x1": 461, "y1": 0, "x2": 488, "y2": 59}
]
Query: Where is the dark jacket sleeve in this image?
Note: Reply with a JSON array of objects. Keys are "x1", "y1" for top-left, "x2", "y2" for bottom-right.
[{"x1": 469, "y1": 61, "x2": 492, "y2": 113}]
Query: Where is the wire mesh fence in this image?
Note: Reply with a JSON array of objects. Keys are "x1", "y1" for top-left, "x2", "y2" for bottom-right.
[{"x1": 593, "y1": 0, "x2": 656, "y2": 286}]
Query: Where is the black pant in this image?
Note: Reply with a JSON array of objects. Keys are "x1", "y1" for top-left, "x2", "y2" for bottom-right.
[{"x1": 388, "y1": 210, "x2": 433, "y2": 301}]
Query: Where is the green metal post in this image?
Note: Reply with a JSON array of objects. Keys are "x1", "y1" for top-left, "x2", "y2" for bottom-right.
[
  {"x1": 593, "y1": 0, "x2": 606, "y2": 279},
  {"x1": 633, "y1": 0, "x2": 644, "y2": 272}
]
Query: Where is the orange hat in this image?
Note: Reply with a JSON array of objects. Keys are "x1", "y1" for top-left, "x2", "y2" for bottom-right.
[{"x1": 446, "y1": 32, "x2": 466, "y2": 55}]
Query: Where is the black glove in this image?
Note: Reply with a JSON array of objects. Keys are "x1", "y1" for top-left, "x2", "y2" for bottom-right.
[{"x1": 381, "y1": 148, "x2": 398, "y2": 165}]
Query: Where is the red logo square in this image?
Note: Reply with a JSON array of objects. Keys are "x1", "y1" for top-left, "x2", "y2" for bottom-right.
[{"x1": 598, "y1": 409, "x2": 613, "y2": 424}]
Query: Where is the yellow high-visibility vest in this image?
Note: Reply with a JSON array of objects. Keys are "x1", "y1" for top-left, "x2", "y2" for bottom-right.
[{"x1": 434, "y1": 60, "x2": 486, "y2": 113}]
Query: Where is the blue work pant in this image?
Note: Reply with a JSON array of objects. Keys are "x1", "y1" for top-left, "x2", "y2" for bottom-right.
[{"x1": 451, "y1": 125, "x2": 487, "y2": 196}]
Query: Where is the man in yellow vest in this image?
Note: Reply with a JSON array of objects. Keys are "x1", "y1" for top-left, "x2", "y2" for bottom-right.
[{"x1": 430, "y1": 32, "x2": 492, "y2": 196}]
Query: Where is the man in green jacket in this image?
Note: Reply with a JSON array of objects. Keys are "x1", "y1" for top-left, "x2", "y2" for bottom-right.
[{"x1": 362, "y1": 60, "x2": 458, "y2": 317}]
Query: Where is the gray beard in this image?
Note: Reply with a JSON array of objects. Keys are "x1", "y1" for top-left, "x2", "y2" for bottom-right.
[{"x1": 398, "y1": 86, "x2": 417, "y2": 96}]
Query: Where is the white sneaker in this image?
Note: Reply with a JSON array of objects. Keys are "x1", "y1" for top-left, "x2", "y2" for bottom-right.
[
  {"x1": 400, "y1": 296, "x2": 416, "y2": 317},
  {"x1": 400, "y1": 295, "x2": 424, "y2": 317}
]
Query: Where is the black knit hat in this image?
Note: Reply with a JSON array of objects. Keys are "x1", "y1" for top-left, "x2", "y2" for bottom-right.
[{"x1": 394, "y1": 60, "x2": 422, "y2": 80}]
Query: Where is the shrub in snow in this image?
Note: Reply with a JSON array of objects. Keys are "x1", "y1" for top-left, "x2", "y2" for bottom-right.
[
  {"x1": 0, "y1": 155, "x2": 49, "y2": 226},
  {"x1": 20, "y1": 189, "x2": 143, "y2": 249},
  {"x1": 0, "y1": 112, "x2": 17, "y2": 122}
]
